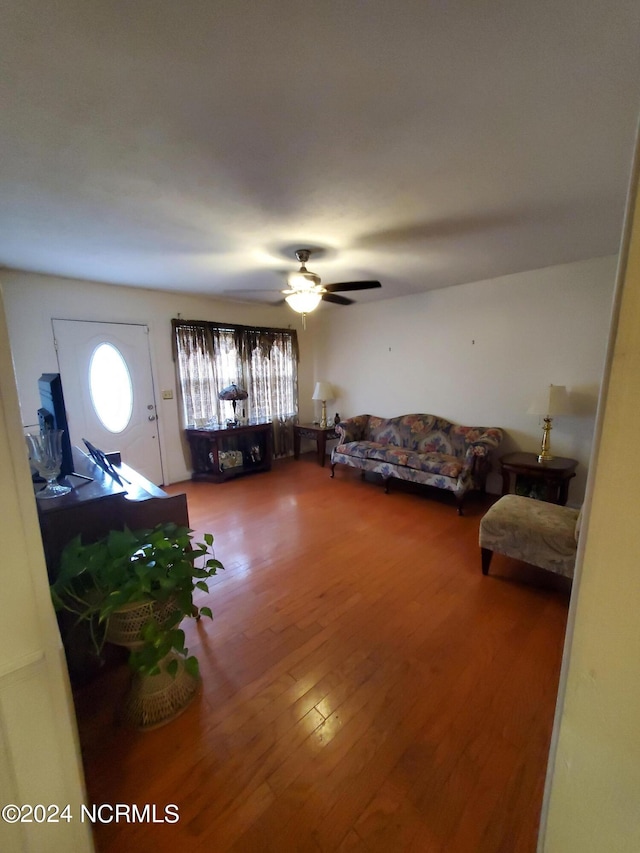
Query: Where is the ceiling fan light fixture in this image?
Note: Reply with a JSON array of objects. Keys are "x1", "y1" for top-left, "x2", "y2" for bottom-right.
[
  {"x1": 288, "y1": 249, "x2": 321, "y2": 290},
  {"x1": 288, "y1": 270, "x2": 321, "y2": 289},
  {"x1": 285, "y1": 290, "x2": 322, "y2": 313}
]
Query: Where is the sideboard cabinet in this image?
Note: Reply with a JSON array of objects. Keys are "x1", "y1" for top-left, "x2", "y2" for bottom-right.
[
  {"x1": 185, "y1": 421, "x2": 273, "y2": 483},
  {"x1": 36, "y1": 447, "x2": 190, "y2": 683}
]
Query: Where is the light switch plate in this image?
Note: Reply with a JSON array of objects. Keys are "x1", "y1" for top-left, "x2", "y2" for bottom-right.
[{"x1": 162, "y1": 389, "x2": 174, "y2": 400}]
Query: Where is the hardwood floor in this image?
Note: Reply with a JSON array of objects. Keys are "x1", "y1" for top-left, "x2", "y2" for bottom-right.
[{"x1": 73, "y1": 456, "x2": 571, "y2": 852}]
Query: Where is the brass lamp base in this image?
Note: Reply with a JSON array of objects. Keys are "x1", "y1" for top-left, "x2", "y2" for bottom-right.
[
  {"x1": 538, "y1": 417, "x2": 554, "y2": 463},
  {"x1": 320, "y1": 401, "x2": 327, "y2": 429}
]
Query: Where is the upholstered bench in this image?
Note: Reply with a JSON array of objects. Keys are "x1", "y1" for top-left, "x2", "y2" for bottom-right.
[{"x1": 479, "y1": 494, "x2": 580, "y2": 579}]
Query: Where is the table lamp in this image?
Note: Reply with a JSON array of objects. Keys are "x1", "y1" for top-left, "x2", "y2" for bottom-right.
[
  {"x1": 218, "y1": 383, "x2": 248, "y2": 425},
  {"x1": 527, "y1": 384, "x2": 570, "y2": 462},
  {"x1": 312, "y1": 381, "x2": 334, "y2": 429}
]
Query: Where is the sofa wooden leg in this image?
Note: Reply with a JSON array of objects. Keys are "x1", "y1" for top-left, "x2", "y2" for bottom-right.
[
  {"x1": 360, "y1": 470, "x2": 366, "y2": 480},
  {"x1": 481, "y1": 548, "x2": 493, "y2": 575},
  {"x1": 330, "y1": 463, "x2": 336, "y2": 478},
  {"x1": 456, "y1": 496, "x2": 464, "y2": 516},
  {"x1": 383, "y1": 477, "x2": 390, "y2": 494}
]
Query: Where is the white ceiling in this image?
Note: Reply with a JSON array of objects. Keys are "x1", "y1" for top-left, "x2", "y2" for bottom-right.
[{"x1": 1, "y1": 0, "x2": 639, "y2": 307}]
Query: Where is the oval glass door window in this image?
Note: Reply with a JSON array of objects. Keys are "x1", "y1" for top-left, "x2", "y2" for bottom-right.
[{"x1": 89, "y1": 342, "x2": 134, "y2": 433}]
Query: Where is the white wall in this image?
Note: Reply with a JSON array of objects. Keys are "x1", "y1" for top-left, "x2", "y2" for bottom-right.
[
  {"x1": 1, "y1": 270, "x2": 318, "y2": 485},
  {"x1": 0, "y1": 285, "x2": 93, "y2": 853},
  {"x1": 539, "y1": 138, "x2": 640, "y2": 852},
  {"x1": 313, "y1": 256, "x2": 617, "y2": 502},
  {"x1": 2, "y1": 256, "x2": 616, "y2": 500}
]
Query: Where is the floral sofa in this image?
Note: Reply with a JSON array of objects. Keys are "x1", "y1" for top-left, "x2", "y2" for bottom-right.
[{"x1": 330, "y1": 414, "x2": 503, "y2": 514}]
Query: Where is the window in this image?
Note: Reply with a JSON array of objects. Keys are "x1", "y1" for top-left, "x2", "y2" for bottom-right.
[
  {"x1": 89, "y1": 342, "x2": 133, "y2": 433},
  {"x1": 173, "y1": 320, "x2": 299, "y2": 457}
]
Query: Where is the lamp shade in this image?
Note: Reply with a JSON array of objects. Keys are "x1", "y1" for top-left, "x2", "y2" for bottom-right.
[
  {"x1": 527, "y1": 384, "x2": 570, "y2": 416},
  {"x1": 218, "y1": 383, "x2": 248, "y2": 402},
  {"x1": 312, "y1": 381, "x2": 334, "y2": 402},
  {"x1": 285, "y1": 291, "x2": 322, "y2": 314}
]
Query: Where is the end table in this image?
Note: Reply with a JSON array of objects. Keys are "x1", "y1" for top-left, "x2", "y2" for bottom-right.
[
  {"x1": 293, "y1": 423, "x2": 339, "y2": 468},
  {"x1": 500, "y1": 451, "x2": 578, "y2": 506}
]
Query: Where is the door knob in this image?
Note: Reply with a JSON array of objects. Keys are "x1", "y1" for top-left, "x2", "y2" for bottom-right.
[{"x1": 148, "y1": 415, "x2": 156, "y2": 421}]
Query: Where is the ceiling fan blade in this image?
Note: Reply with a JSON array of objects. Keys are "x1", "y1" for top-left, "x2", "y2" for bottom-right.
[
  {"x1": 322, "y1": 293, "x2": 354, "y2": 306},
  {"x1": 322, "y1": 281, "x2": 382, "y2": 293}
]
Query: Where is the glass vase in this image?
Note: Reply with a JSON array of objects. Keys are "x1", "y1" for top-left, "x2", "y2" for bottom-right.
[{"x1": 26, "y1": 430, "x2": 72, "y2": 499}]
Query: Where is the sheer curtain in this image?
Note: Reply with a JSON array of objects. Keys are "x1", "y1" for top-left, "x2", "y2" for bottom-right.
[
  {"x1": 172, "y1": 320, "x2": 299, "y2": 457},
  {"x1": 241, "y1": 330, "x2": 299, "y2": 457}
]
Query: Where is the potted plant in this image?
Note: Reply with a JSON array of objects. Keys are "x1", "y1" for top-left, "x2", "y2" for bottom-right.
[{"x1": 50, "y1": 522, "x2": 224, "y2": 728}]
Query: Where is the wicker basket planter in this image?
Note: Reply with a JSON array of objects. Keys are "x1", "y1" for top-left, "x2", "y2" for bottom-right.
[
  {"x1": 105, "y1": 597, "x2": 182, "y2": 648},
  {"x1": 50, "y1": 523, "x2": 224, "y2": 731},
  {"x1": 106, "y1": 598, "x2": 200, "y2": 731}
]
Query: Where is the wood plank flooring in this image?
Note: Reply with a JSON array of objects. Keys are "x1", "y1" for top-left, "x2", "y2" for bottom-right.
[{"x1": 72, "y1": 456, "x2": 570, "y2": 852}]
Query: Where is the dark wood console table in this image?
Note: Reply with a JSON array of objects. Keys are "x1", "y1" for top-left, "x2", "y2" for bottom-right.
[
  {"x1": 37, "y1": 448, "x2": 189, "y2": 583},
  {"x1": 36, "y1": 447, "x2": 190, "y2": 682},
  {"x1": 185, "y1": 421, "x2": 273, "y2": 482},
  {"x1": 293, "y1": 423, "x2": 339, "y2": 468},
  {"x1": 500, "y1": 451, "x2": 578, "y2": 506}
]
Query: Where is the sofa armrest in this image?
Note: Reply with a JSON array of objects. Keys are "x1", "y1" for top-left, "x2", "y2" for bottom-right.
[
  {"x1": 458, "y1": 428, "x2": 503, "y2": 487},
  {"x1": 452, "y1": 429, "x2": 502, "y2": 495},
  {"x1": 336, "y1": 415, "x2": 370, "y2": 444},
  {"x1": 463, "y1": 428, "x2": 503, "y2": 459}
]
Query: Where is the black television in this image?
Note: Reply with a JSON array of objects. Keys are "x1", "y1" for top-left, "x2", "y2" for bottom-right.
[{"x1": 38, "y1": 373, "x2": 73, "y2": 476}]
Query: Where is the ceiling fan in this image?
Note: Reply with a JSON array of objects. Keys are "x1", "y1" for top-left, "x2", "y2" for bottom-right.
[{"x1": 282, "y1": 249, "x2": 381, "y2": 315}]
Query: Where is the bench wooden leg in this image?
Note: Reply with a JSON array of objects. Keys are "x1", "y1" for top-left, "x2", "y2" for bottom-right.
[{"x1": 481, "y1": 548, "x2": 493, "y2": 575}]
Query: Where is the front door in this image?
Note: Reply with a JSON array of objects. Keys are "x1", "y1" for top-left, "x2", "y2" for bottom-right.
[{"x1": 52, "y1": 319, "x2": 163, "y2": 484}]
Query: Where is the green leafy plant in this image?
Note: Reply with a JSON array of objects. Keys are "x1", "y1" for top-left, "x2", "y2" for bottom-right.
[{"x1": 50, "y1": 522, "x2": 224, "y2": 678}]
